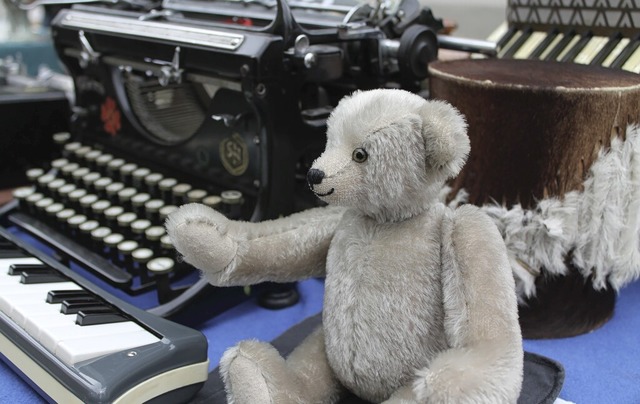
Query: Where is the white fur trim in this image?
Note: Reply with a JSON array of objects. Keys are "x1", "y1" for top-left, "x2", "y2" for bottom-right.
[{"x1": 447, "y1": 125, "x2": 640, "y2": 298}]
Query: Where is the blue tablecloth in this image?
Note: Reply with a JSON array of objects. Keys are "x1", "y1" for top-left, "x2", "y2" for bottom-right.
[{"x1": 1, "y1": 277, "x2": 639, "y2": 403}]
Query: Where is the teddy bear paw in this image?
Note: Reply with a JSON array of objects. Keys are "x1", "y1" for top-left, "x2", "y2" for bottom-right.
[
  {"x1": 165, "y1": 203, "x2": 238, "y2": 279},
  {"x1": 220, "y1": 340, "x2": 300, "y2": 404}
]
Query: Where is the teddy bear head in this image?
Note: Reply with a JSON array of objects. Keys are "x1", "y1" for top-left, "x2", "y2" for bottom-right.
[{"x1": 307, "y1": 89, "x2": 469, "y2": 222}]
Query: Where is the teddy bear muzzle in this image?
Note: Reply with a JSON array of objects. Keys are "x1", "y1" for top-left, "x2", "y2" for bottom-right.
[{"x1": 307, "y1": 168, "x2": 334, "y2": 196}]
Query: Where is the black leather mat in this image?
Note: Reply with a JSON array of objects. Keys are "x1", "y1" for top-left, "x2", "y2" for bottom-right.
[{"x1": 192, "y1": 314, "x2": 564, "y2": 404}]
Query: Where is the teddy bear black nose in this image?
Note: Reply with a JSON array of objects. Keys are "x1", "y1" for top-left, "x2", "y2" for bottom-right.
[{"x1": 307, "y1": 168, "x2": 325, "y2": 185}]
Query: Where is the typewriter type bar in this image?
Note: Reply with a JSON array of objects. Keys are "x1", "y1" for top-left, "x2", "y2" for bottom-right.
[{"x1": 0, "y1": 228, "x2": 208, "y2": 403}]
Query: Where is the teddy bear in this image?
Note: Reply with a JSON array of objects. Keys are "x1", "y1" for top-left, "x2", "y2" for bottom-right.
[{"x1": 165, "y1": 89, "x2": 524, "y2": 403}]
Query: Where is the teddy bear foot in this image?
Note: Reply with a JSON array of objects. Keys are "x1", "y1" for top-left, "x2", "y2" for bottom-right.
[{"x1": 220, "y1": 340, "x2": 302, "y2": 404}]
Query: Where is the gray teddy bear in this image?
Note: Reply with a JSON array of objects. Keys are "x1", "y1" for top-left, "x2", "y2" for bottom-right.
[{"x1": 166, "y1": 89, "x2": 523, "y2": 403}]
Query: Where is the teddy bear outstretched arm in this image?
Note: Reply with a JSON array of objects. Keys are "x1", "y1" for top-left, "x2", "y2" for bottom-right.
[
  {"x1": 412, "y1": 204, "x2": 524, "y2": 403},
  {"x1": 166, "y1": 203, "x2": 346, "y2": 286}
]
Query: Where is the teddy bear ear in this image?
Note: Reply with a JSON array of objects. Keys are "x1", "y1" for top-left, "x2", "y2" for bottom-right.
[{"x1": 418, "y1": 100, "x2": 470, "y2": 179}]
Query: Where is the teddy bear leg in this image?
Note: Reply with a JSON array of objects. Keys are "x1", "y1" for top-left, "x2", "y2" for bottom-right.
[{"x1": 220, "y1": 327, "x2": 344, "y2": 404}]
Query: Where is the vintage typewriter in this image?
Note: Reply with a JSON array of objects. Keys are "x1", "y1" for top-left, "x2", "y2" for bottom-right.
[
  {"x1": 1, "y1": 0, "x2": 494, "y2": 401},
  {"x1": 488, "y1": 0, "x2": 640, "y2": 73}
]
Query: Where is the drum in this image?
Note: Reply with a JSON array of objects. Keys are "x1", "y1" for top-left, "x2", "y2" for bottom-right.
[{"x1": 429, "y1": 59, "x2": 640, "y2": 338}]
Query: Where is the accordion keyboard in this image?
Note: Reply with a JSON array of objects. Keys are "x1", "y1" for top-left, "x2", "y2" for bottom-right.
[{"x1": 488, "y1": 22, "x2": 640, "y2": 73}]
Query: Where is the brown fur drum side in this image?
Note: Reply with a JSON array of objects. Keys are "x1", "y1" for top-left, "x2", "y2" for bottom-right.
[{"x1": 429, "y1": 59, "x2": 640, "y2": 338}]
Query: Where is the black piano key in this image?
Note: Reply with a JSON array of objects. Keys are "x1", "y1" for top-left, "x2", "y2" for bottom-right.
[
  {"x1": 21, "y1": 270, "x2": 68, "y2": 284},
  {"x1": 76, "y1": 307, "x2": 129, "y2": 326},
  {"x1": 502, "y1": 28, "x2": 532, "y2": 58},
  {"x1": 61, "y1": 300, "x2": 105, "y2": 314},
  {"x1": 8, "y1": 263, "x2": 48, "y2": 275},
  {"x1": 529, "y1": 29, "x2": 559, "y2": 59},
  {"x1": 591, "y1": 34, "x2": 622, "y2": 66},
  {"x1": 544, "y1": 30, "x2": 576, "y2": 61},
  {"x1": 46, "y1": 289, "x2": 93, "y2": 303},
  {"x1": 610, "y1": 38, "x2": 640, "y2": 69},
  {"x1": 0, "y1": 246, "x2": 29, "y2": 259},
  {"x1": 559, "y1": 33, "x2": 593, "y2": 63},
  {"x1": 497, "y1": 26, "x2": 518, "y2": 50}
]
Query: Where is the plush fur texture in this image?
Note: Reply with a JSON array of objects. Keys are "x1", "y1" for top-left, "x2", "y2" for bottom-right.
[
  {"x1": 446, "y1": 125, "x2": 640, "y2": 299},
  {"x1": 166, "y1": 89, "x2": 523, "y2": 403}
]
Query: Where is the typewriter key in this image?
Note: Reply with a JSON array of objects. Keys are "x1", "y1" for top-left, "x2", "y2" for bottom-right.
[
  {"x1": 105, "y1": 182, "x2": 125, "y2": 201},
  {"x1": 47, "y1": 178, "x2": 66, "y2": 198},
  {"x1": 74, "y1": 146, "x2": 92, "y2": 163},
  {"x1": 107, "y1": 158, "x2": 125, "y2": 177},
  {"x1": 26, "y1": 168, "x2": 45, "y2": 183},
  {"x1": 95, "y1": 153, "x2": 114, "y2": 173},
  {"x1": 132, "y1": 247, "x2": 154, "y2": 278},
  {"x1": 186, "y1": 189, "x2": 207, "y2": 204},
  {"x1": 160, "y1": 235, "x2": 174, "y2": 256},
  {"x1": 144, "y1": 199, "x2": 164, "y2": 222},
  {"x1": 63, "y1": 142, "x2": 82, "y2": 158},
  {"x1": 52, "y1": 131, "x2": 71, "y2": 146},
  {"x1": 71, "y1": 167, "x2": 90, "y2": 185},
  {"x1": 45, "y1": 203, "x2": 65, "y2": 222},
  {"x1": 67, "y1": 214, "x2": 88, "y2": 237},
  {"x1": 131, "y1": 219, "x2": 152, "y2": 239},
  {"x1": 90, "y1": 199, "x2": 111, "y2": 219},
  {"x1": 159, "y1": 205, "x2": 178, "y2": 222},
  {"x1": 221, "y1": 190, "x2": 243, "y2": 218},
  {"x1": 79, "y1": 220, "x2": 100, "y2": 245},
  {"x1": 13, "y1": 187, "x2": 35, "y2": 210},
  {"x1": 68, "y1": 189, "x2": 88, "y2": 210},
  {"x1": 58, "y1": 183, "x2": 77, "y2": 203},
  {"x1": 79, "y1": 194, "x2": 99, "y2": 215},
  {"x1": 144, "y1": 173, "x2": 163, "y2": 196},
  {"x1": 131, "y1": 193, "x2": 151, "y2": 216},
  {"x1": 82, "y1": 172, "x2": 101, "y2": 193},
  {"x1": 94, "y1": 177, "x2": 113, "y2": 198},
  {"x1": 171, "y1": 183, "x2": 192, "y2": 205},
  {"x1": 60, "y1": 163, "x2": 80, "y2": 180},
  {"x1": 117, "y1": 187, "x2": 137, "y2": 210},
  {"x1": 117, "y1": 240, "x2": 139, "y2": 271},
  {"x1": 91, "y1": 226, "x2": 112, "y2": 253},
  {"x1": 56, "y1": 208, "x2": 76, "y2": 231},
  {"x1": 119, "y1": 163, "x2": 138, "y2": 185},
  {"x1": 132, "y1": 167, "x2": 151, "y2": 189},
  {"x1": 84, "y1": 150, "x2": 102, "y2": 169},
  {"x1": 35, "y1": 198, "x2": 54, "y2": 218},
  {"x1": 117, "y1": 212, "x2": 138, "y2": 236},
  {"x1": 25, "y1": 192, "x2": 44, "y2": 214},
  {"x1": 202, "y1": 195, "x2": 222, "y2": 210},
  {"x1": 147, "y1": 257, "x2": 175, "y2": 304},
  {"x1": 104, "y1": 206, "x2": 125, "y2": 228},
  {"x1": 36, "y1": 174, "x2": 56, "y2": 194},
  {"x1": 104, "y1": 233, "x2": 125, "y2": 263},
  {"x1": 158, "y1": 178, "x2": 178, "y2": 202},
  {"x1": 144, "y1": 226, "x2": 165, "y2": 250},
  {"x1": 51, "y1": 158, "x2": 69, "y2": 170}
]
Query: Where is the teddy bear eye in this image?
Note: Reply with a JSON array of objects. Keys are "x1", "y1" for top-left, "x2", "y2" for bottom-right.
[{"x1": 352, "y1": 148, "x2": 368, "y2": 163}]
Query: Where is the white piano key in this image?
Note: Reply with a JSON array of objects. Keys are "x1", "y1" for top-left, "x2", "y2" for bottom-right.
[
  {"x1": 9, "y1": 301, "x2": 70, "y2": 328},
  {"x1": 513, "y1": 31, "x2": 547, "y2": 59},
  {"x1": 486, "y1": 21, "x2": 509, "y2": 44},
  {"x1": 56, "y1": 330, "x2": 160, "y2": 365},
  {"x1": 602, "y1": 38, "x2": 630, "y2": 67},
  {"x1": 0, "y1": 282, "x2": 81, "y2": 313},
  {"x1": 39, "y1": 321, "x2": 147, "y2": 357},
  {"x1": 23, "y1": 313, "x2": 78, "y2": 339},
  {"x1": 622, "y1": 45, "x2": 640, "y2": 73},
  {"x1": 574, "y1": 37, "x2": 609, "y2": 65}
]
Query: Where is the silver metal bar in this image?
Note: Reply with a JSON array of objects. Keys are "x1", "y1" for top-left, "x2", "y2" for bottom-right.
[
  {"x1": 58, "y1": 10, "x2": 245, "y2": 51},
  {"x1": 437, "y1": 35, "x2": 497, "y2": 56}
]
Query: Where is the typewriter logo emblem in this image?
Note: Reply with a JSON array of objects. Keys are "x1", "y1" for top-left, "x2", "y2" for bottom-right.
[
  {"x1": 220, "y1": 133, "x2": 249, "y2": 176},
  {"x1": 101, "y1": 97, "x2": 121, "y2": 136}
]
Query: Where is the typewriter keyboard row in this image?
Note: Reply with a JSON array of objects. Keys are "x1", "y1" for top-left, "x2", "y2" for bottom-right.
[{"x1": 11, "y1": 140, "x2": 244, "y2": 304}]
